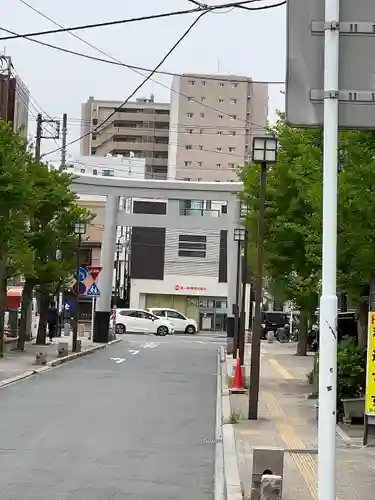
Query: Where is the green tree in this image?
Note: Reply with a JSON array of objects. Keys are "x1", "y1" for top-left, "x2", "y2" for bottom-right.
[
  {"x1": 241, "y1": 117, "x2": 322, "y2": 355},
  {"x1": 0, "y1": 121, "x2": 35, "y2": 356},
  {"x1": 18, "y1": 166, "x2": 92, "y2": 348},
  {"x1": 242, "y1": 115, "x2": 375, "y2": 353}
]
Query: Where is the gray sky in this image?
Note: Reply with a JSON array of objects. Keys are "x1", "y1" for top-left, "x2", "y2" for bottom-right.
[{"x1": 1, "y1": 0, "x2": 286, "y2": 161}]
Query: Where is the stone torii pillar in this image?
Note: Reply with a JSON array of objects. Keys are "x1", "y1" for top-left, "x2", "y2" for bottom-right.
[{"x1": 93, "y1": 195, "x2": 119, "y2": 343}]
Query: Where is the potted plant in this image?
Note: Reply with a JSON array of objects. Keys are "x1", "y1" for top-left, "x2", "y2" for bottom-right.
[{"x1": 337, "y1": 336, "x2": 366, "y2": 422}]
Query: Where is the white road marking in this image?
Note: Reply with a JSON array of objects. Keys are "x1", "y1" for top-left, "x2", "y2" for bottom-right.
[
  {"x1": 110, "y1": 357, "x2": 126, "y2": 364},
  {"x1": 128, "y1": 349, "x2": 140, "y2": 355},
  {"x1": 142, "y1": 342, "x2": 158, "y2": 349}
]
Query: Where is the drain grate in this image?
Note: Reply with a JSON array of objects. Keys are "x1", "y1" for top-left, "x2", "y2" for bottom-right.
[{"x1": 202, "y1": 437, "x2": 223, "y2": 444}]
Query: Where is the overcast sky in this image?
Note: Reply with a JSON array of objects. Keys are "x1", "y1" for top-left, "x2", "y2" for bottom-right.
[{"x1": 1, "y1": 0, "x2": 286, "y2": 161}]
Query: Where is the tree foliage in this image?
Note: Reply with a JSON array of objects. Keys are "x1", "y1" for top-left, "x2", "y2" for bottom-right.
[
  {"x1": 0, "y1": 120, "x2": 93, "y2": 352},
  {"x1": 241, "y1": 114, "x2": 375, "y2": 353}
]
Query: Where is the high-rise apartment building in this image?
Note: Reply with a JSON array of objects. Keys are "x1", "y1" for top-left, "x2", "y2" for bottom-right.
[
  {"x1": 168, "y1": 74, "x2": 268, "y2": 181},
  {"x1": 80, "y1": 95, "x2": 170, "y2": 179}
]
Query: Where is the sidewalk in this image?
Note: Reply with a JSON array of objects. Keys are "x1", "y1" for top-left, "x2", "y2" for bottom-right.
[
  {"x1": 0, "y1": 334, "x2": 96, "y2": 384},
  {"x1": 228, "y1": 341, "x2": 375, "y2": 500}
]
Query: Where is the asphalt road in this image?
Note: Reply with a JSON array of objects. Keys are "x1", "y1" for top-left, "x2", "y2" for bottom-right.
[{"x1": 0, "y1": 333, "x2": 224, "y2": 500}]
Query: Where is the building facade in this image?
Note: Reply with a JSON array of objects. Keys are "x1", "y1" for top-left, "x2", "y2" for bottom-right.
[
  {"x1": 64, "y1": 154, "x2": 146, "y2": 179},
  {"x1": 0, "y1": 56, "x2": 29, "y2": 137},
  {"x1": 129, "y1": 199, "x2": 251, "y2": 332},
  {"x1": 80, "y1": 95, "x2": 170, "y2": 179},
  {"x1": 168, "y1": 73, "x2": 268, "y2": 181}
]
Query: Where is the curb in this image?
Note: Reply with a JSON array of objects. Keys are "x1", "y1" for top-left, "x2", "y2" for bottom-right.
[
  {"x1": 221, "y1": 350, "x2": 243, "y2": 500},
  {"x1": 0, "y1": 338, "x2": 122, "y2": 389},
  {"x1": 48, "y1": 338, "x2": 122, "y2": 367}
]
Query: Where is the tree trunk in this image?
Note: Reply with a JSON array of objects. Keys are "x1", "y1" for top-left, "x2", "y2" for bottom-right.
[
  {"x1": 296, "y1": 309, "x2": 308, "y2": 356},
  {"x1": 0, "y1": 268, "x2": 7, "y2": 358},
  {"x1": 36, "y1": 291, "x2": 49, "y2": 345},
  {"x1": 357, "y1": 300, "x2": 368, "y2": 349},
  {"x1": 17, "y1": 278, "x2": 35, "y2": 350}
]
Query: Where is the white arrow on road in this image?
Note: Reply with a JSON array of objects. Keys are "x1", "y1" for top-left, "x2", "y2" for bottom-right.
[
  {"x1": 128, "y1": 349, "x2": 139, "y2": 355},
  {"x1": 110, "y1": 357, "x2": 126, "y2": 364},
  {"x1": 142, "y1": 342, "x2": 158, "y2": 349}
]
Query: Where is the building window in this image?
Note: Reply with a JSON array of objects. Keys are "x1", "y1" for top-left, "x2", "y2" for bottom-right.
[
  {"x1": 200, "y1": 113, "x2": 205, "y2": 118},
  {"x1": 201, "y1": 80, "x2": 206, "y2": 86},
  {"x1": 230, "y1": 131, "x2": 236, "y2": 136},
  {"x1": 219, "y1": 82, "x2": 224, "y2": 87},
  {"x1": 218, "y1": 98, "x2": 224, "y2": 103},
  {"x1": 185, "y1": 145, "x2": 192, "y2": 150},
  {"x1": 231, "y1": 115, "x2": 237, "y2": 120},
  {"x1": 80, "y1": 168, "x2": 86, "y2": 173},
  {"x1": 199, "y1": 145, "x2": 203, "y2": 150},
  {"x1": 228, "y1": 163, "x2": 235, "y2": 169},
  {"x1": 92, "y1": 118, "x2": 98, "y2": 125},
  {"x1": 228, "y1": 147, "x2": 236, "y2": 152},
  {"x1": 92, "y1": 133, "x2": 97, "y2": 140},
  {"x1": 178, "y1": 234, "x2": 207, "y2": 258},
  {"x1": 217, "y1": 131, "x2": 222, "y2": 135},
  {"x1": 188, "y1": 80, "x2": 195, "y2": 86},
  {"x1": 232, "y1": 83, "x2": 238, "y2": 88},
  {"x1": 186, "y1": 128, "x2": 193, "y2": 134},
  {"x1": 197, "y1": 161, "x2": 203, "y2": 167},
  {"x1": 217, "y1": 147, "x2": 222, "y2": 152},
  {"x1": 187, "y1": 97, "x2": 193, "y2": 101},
  {"x1": 186, "y1": 112, "x2": 194, "y2": 118},
  {"x1": 184, "y1": 161, "x2": 192, "y2": 167},
  {"x1": 230, "y1": 98, "x2": 238, "y2": 104},
  {"x1": 218, "y1": 114, "x2": 223, "y2": 119},
  {"x1": 93, "y1": 169, "x2": 98, "y2": 175},
  {"x1": 216, "y1": 163, "x2": 222, "y2": 167},
  {"x1": 199, "y1": 129, "x2": 204, "y2": 134},
  {"x1": 183, "y1": 177, "x2": 191, "y2": 181},
  {"x1": 201, "y1": 96, "x2": 206, "y2": 102},
  {"x1": 91, "y1": 148, "x2": 96, "y2": 155}
]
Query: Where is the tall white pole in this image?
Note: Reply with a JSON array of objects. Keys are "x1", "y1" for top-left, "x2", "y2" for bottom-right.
[
  {"x1": 318, "y1": 0, "x2": 339, "y2": 497},
  {"x1": 90, "y1": 297, "x2": 95, "y2": 340}
]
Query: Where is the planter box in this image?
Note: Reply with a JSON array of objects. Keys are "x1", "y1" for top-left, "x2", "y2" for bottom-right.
[{"x1": 341, "y1": 397, "x2": 365, "y2": 421}]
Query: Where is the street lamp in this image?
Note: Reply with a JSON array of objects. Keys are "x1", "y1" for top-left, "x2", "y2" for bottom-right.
[
  {"x1": 233, "y1": 228, "x2": 246, "y2": 360},
  {"x1": 73, "y1": 221, "x2": 86, "y2": 352},
  {"x1": 115, "y1": 241, "x2": 124, "y2": 307},
  {"x1": 248, "y1": 136, "x2": 277, "y2": 420}
]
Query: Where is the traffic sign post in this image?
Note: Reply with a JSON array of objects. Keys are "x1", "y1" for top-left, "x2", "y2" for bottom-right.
[{"x1": 87, "y1": 266, "x2": 102, "y2": 340}]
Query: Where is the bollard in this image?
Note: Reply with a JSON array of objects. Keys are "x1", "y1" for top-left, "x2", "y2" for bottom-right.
[
  {"x1": 75, "y1": 339, "x2": 82, "y2": 353},
  {"x1": 251, "y1": 448, "x2": 284, "y2": 500},
  {"x1": 260, "y1": 474, "x2": 282, "y2": 500},
  {"x1": 57, "y1": 342, "x2": 69, "y2": 357},
  {"x1": 63, "y1": 322, "x2": 70, "y2": 337},
  {"x1": 35, "y1": 348, "x2": 47, "y2": 365},
  {"x1": 267, "y1": 331, "x2": 275, "y2": 343}
]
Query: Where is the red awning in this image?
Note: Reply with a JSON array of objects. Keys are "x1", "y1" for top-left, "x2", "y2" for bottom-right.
[{"x1": 6, "y1": 286, "x2": 23, "y2": 309}]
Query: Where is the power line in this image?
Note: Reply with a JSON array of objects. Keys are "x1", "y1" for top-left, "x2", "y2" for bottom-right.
[
  {"x1": 1, "y1": 0, "x2": 266, "y2": 41},
  {"x1": 41, "y1": 10, "x2": 210, "y2": 158},
  {"x1": 0, "y1": 25, "x2": 284, "y2": 85}
]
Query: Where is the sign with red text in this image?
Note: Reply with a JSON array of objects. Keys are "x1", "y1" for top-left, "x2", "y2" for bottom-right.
[
  {"x1": 175, "y1": 284, "x2": 207, "y2": 293},
  {"x1": 87, "y1": 266, "x2": 102, "y2": 282}
]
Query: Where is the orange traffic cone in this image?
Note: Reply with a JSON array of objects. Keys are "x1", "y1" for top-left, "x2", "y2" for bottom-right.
[{"x1": 230, "y1": 351, "x2": 246, "y2": 393}]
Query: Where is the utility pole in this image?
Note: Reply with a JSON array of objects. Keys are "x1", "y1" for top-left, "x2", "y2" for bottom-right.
[
  {"x1": 61, "y1": 113, "x2": 67, "y2": 168},
  {"x1": 35, "y1": 113, "x2": 43, "y2": 162},
  {"x1": 239, "y1": 229, "x2": 249, "y2": 365},
  {"x1": 34, "y1": 114, "x2": 60, "y2": 162}
]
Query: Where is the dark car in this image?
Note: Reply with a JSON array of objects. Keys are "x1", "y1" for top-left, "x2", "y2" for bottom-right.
[{"x1": 261, "y1": 311, "x2": 289, "y2": 339}]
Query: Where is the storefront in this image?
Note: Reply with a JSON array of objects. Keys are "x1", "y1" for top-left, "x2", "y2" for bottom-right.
[{"x1": 132, "y1": 277, "x2": 229, "y2": 331}]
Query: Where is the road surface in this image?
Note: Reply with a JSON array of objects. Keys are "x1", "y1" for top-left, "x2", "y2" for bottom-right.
[{"x1": 0, "y1": 332, "x2": 224, "y2": 500}]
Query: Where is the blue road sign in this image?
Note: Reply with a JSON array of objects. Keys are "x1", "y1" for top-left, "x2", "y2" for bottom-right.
[
  {"x1": 86, "y1": 281, "x2": 100, "y2": 297},
  {"x1": 78, "y1": 266, "x2": 88, "y2": 282}
]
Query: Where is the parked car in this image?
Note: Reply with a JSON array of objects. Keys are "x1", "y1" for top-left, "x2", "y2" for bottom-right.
[
  {"x1": 114, "y1": 308, "x2": 174, "y2": 336},
  {"x1": 261, "y1": 311, "x2": 290, "y2": 339},
  {"x1": 147, "y1": 308, "x2": 198, "y2": 334}
]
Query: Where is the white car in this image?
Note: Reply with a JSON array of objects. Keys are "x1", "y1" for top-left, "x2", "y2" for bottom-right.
[
  {"x1": 147, "y1": 308, "x2": 198, "y2": 334},
  {"x1": 114, "y1": 308, "x2": 174, "y2": 336}
]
